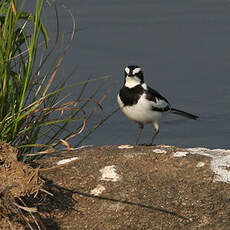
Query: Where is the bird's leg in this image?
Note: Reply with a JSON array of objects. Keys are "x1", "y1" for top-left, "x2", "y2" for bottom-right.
[
  {"x1": 150, "y1": 122, "x2": 159, "y2": 145},
  {"x1": 136, "y1": 123, "x2": 144, "y2": 145}
]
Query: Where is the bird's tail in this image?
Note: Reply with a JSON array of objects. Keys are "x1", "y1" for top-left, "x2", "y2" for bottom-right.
[{"x1": 170, "y1": 108, "x2": 199, "y2": 120}]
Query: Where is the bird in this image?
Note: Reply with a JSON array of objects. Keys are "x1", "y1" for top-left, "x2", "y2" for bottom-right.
[{"x1": 117, "y1": 65, "x2": 199, "y2": 145}]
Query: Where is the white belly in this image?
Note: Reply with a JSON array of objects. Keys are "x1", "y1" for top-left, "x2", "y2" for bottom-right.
[{"x1": 117, "y1": 94, "x2": 163, "y2": 123}]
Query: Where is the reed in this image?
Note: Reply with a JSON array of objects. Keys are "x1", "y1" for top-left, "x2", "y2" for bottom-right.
[{"x1": 0, "y1": 0, "x2": 111, "y2": 161}]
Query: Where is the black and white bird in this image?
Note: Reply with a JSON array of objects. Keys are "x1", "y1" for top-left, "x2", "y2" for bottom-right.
[{"x1": 117, "y1": 65, "x2": 198, "y2": 145}]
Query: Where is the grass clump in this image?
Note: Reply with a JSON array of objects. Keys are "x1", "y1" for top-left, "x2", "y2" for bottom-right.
[{"x1": 0, "y1": 0, "x2": 110, "y2": 161}]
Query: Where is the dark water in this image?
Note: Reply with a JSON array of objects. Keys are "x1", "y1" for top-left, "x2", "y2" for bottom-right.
[{"x1": 37, "y1": 0, "x2": 230, "y2": 148}]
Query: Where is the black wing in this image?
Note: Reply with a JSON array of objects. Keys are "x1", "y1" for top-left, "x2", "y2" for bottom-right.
[{"x1": 145, "y1": 86, "x2": 171, "y2": 112}]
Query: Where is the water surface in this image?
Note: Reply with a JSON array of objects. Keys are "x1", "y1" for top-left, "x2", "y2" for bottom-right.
[{"x1": 38, "y1": 0, "x2": 230, "y2": 148}]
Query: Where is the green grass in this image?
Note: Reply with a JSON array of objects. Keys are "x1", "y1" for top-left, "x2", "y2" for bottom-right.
[{"x1": 0, "y1": 0, "x2": 113, "y2": 161}]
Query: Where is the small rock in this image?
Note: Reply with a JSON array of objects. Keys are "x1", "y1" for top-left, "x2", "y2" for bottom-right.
[
  {"x1": 196, "y1": 162, "x2": 205, "y2": 168},
  {"x1": 56, "y1": 157, "x2": 79, "y2": 165},
  {"x1": 118, "y1": 145, "x2": 134, "y2": 149},
  {"x1": 173, "y1": 152, "x2": 189, "y2": 157},
  {"x1": 90, "y1": 184, "x2": 106, "y2": 196},
  {"x1": 100, "y1": 165, "x2": 121, "y2": 182},
  {"x1": 152, "y1": 149, "x2": 167, "y2": 154}
]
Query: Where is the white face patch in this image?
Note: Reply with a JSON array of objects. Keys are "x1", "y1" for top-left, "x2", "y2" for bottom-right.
[
  {"x1": 132, "y1": 67, "x2": 141, "y2": 75},
  {"x1": 125, "y1": 67, "x2": 130, "y2": 75},
  {"x1": 125, "y1": 76, "x2": 141, "y2": 88}
]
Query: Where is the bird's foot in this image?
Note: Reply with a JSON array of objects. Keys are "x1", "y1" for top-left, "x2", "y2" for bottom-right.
[{"x1": 137, "y1": 143, "x2": 156, "y2": 146}]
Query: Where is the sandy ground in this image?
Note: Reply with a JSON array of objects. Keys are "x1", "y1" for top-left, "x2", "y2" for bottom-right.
[{"x1": 34, "y1": 145, "x2": 230, "y2": 230}]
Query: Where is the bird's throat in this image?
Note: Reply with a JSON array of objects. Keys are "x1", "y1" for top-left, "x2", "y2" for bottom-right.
[{"x1": 125, "y1": 76, "x2": 141, "y2": 88}]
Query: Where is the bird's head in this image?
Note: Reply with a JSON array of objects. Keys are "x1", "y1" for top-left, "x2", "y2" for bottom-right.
[{"x1": 124, "y1": 65, "x2": 144, "y2": 88}]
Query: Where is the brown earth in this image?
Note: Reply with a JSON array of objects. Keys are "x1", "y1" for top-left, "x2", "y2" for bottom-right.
[
  {"x1": 1, "y1": 144, "x2": 230, "y2": 229},
  {"x1": 0, "y1": 143, "x2": 45, "y2": 229}
]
